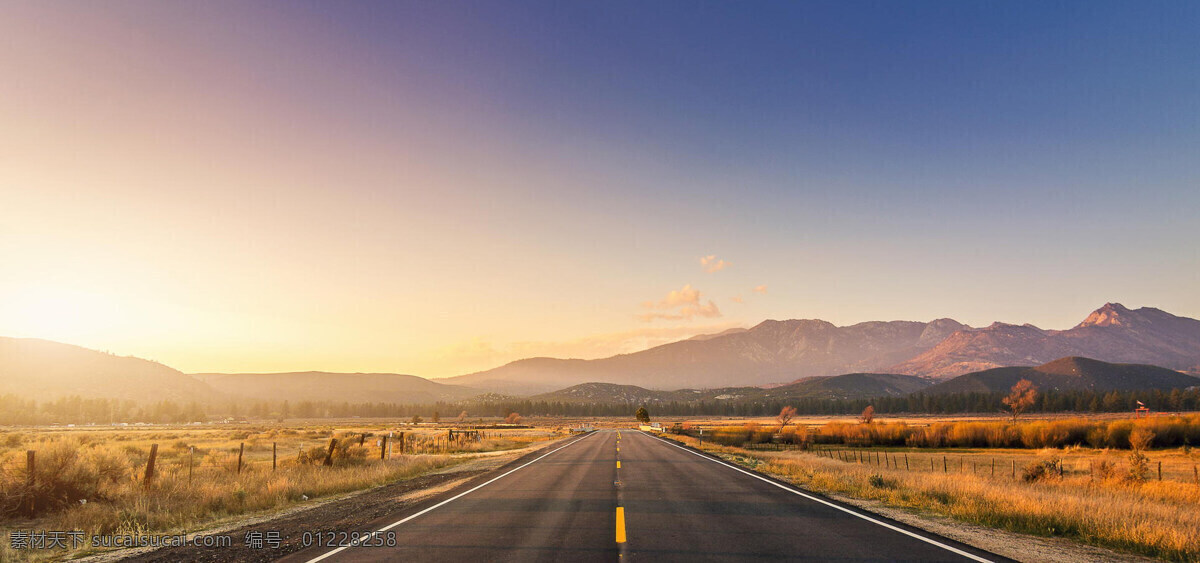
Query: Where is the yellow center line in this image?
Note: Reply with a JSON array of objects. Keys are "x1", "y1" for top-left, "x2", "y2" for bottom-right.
[
  {"x1": 617, "y1": 460, "x2": 621, "y2": 468},
  {"x1": 616, "y1": 507, "x2": 626, "y2": 543}
]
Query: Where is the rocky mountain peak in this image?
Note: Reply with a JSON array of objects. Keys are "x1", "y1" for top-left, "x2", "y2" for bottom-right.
[{"x1": 1078, "y1": 302, "x2": 1135, "y2": 328}]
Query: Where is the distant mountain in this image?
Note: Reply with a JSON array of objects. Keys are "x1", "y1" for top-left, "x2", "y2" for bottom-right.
[
  {"x1": 192, "y1": 372, "x2": 481, "y2": 404},
  {"x1": 440, "y1": 318, "x2": 971, "y2": 391},
  {"x1": 0, "y1": 337, "x2": 221, "y2": 403},
  {"x1": 892, "y1": 303, "x2": 1200, "y2": 378},
  {"x1": 530, "y1": 373, "x2": 933, "y2": 405},
  {"x1": 924, "y1": 357, "x2": 1200, "y2": 395},
  {"x1": 760, "y1": 373, "x2": 934, "y2": 401}
]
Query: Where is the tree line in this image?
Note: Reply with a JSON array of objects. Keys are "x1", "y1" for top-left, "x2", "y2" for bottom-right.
[{"x1": 2, "y1": 386, "x2": 1198, "y2": 425}]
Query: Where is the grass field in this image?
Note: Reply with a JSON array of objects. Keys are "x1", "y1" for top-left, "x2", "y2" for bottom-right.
[
  {"x1": 661, "y1": 421, "x2": 1200, "y2": 562},
  {"x1": 0, "y1": 422, "x2": 564, "y2": 562}
]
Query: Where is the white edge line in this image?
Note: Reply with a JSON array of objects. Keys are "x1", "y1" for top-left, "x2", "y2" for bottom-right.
[
  {"x1": 304, "y1": 432, "x2": 596, "y2": 562},
  {"x1": 644, "y1": 431, "x2": 994, "y2": 563}
]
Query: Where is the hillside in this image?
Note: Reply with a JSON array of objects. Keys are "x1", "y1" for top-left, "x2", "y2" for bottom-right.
[
  {"x1": 529, "y1": 373, "x2": 932, "y2": 405},
  {"x1": 925, "y1": 357, "x2": 1200, "y2": 395},
  {"x1": 441, "y1": 318, "x2": 971, "y2": 391},
  {"x1": 0, "y1": 337, "x2": 221, "y2": 403},
  {"x1": 192, "y1": 372, "x2": 481, "y2": 404},
  {"x1": 892, "y1": 303, "x2": 1200, "y2": 378},
  {"x1": 760, "y1": 373, "x2": 934, "y2": 401}
]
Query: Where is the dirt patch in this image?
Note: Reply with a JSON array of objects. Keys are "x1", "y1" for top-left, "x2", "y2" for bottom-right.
[{"x1": 76, "y1": 440, "x2": 562, "y2": 563}]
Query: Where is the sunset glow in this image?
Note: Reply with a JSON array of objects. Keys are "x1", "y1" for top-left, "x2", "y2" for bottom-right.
[{"x1": 2, "y1": 2, "x2": 1197, "y2": 377}]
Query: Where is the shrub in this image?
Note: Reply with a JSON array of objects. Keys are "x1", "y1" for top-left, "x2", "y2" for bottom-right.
[{"x1": 1022, "y1": 458, "x2": 1060, "y2": 483}]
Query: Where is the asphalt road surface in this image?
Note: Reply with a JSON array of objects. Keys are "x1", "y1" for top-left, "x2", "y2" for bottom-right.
[{"x1": 285, "y1": 430, "x2": 1005, "y2": 562}]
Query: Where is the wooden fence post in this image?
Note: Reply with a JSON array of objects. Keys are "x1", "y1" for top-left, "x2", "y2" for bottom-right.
[
  {"x1": 144, "y1": 444, "x2": 158, "y2": 488},
  {"x1": 399, "y1": 432, "x2": 406, "y2": 454},
  {"x1": 189, "y1": 446, "x2": 195, "y2": 485},
  {"x1": 237, "y1": 443, "x2": 244, "y2": 474},
  {"x1": 943, "y1": 456, "x2": 947, "y2": 473},
  {"x1": 1012, "y1": 459, "x2": 1015, "y2": 479},
  {"x1": 381, "y1": 435, "x2": 388, "y2": 460},
  {"x1": 324, "y1": 438, "x2": 336, "y2": 466},
  {"x1": 26, "y1": 450, "x2": 35, "y2": 516},
  {"x1": 360, "y1": 434, "x2": 366, "y2": 447},
  {"x1": 991, "y1": 458, "x2": 995, "y2": 477},
  {"x1": 904, "y1": 453, "x2": 909, "y2": 471},
  {"x1": 1158, "y1": 461, "x2": 1162, "y2": 481},
  {"x1": 272, "y1": 442, "x2": 277, "y2": 471}
]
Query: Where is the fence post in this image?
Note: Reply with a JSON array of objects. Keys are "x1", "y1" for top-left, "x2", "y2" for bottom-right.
[
  {"x1": 324, "y1": 438, "x2": 337, "y2": 466},
  {"x1": 360, "y1": 434, "x2": 365, "y2": 447},
  {"x1": 991, "y1": 458, "x2": 995, "y2": 477},
  {"x1": 943, "y1": 456, "x2": 947, "y2": 473},
  {"x1": 273, "y1": 442, "x2": 277, "y2": 471},
  {"x1": 144, "y1": 444, "x2": 158, "y2": 488},
  {"x1": 399, "y1": 432, "x2": 406, "y2": 455},
  {"x1": 904, "y1": 453, "x2": 909, "y2": 471},
  {"x1": 189, "y1": 446, "x2": 195, "y2": 485},
  {"x1": 1158, "y1": 461, "x2": 1162, "y2": 481},
  {"x1": 237, "y1": 443, "x2": 244, "y2": 474},
  {"x1": 1012, "y1": 459, "x2": 1015, "y2": 479},
  {"x1": 26, "y1": 450, "x2": 35, "y2": 516},
  {"x1": 381, "y1": 435, "x2": 388, "y2": 460}
]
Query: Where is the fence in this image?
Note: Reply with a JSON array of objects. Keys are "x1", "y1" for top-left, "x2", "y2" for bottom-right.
[{"x1": 1, "y1": 427, "x2": 512, "y2": 518}]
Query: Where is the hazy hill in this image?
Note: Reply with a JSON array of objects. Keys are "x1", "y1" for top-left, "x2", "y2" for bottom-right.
[
  {"x1": 192, "y1": 372, "x2": 481, "y2": 404},
  {"x1": 0, "y1": 337, "x2": 221, "y2": 403},
  {"x1": 892, "y1": 303, "x2": 1200, "y2": 378},
  {"x1": 529, "y1": 373, "x2": 933, "y2": 405},
  {"x1": 441, "y1": 318, "x2": 971, "y2": 391},
  {"x1": 924, "y1": 357, "x2": 1200, "y2": 395},
  {"x1": 760, "y1": 373, "x2": 934, "y2": 401}
]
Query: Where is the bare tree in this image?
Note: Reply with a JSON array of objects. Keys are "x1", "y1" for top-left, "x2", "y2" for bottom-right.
[
  {"x1": 457, "y1": 410, "x2": 468, "y2": 423},
  {"x1": 504, "y1": 412, "x2": 522, "y2": 424},
  {"x1": 1002, "y1": 379, "x2": 1038, "y2": 422},
  {"x1": 859, "y1": 405, "x2": 875, "y2": 424},
  {"x1": 777, "y1": 405, "x2": 796, "y2": 432}
]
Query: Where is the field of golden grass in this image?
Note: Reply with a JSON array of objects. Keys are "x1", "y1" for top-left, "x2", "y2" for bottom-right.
[
  {"x1": 661, "y1": 431, "x2": 1200, "y2": 561},
  {"x1": 0, "y1": 423, "x2": 563, "y2": 562}
]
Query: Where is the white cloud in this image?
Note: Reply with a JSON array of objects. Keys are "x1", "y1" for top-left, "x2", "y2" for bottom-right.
[
  {"x1": 700, "y1": 255, "x2": 730, "y2": 273},
  {"x1": 730, "y1": 295, "x2": 744, "y2": 304},
  {"x1": 638, "y1": 284, "x2": 723, "y2": 322},
  {"x1": 752, "y1": 284, "x2": 768, "y2": 294}
]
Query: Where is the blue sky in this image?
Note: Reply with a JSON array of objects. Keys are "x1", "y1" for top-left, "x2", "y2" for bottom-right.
[{"x1": 1, "y1": 1, "x2": 1197, "y2": 374}]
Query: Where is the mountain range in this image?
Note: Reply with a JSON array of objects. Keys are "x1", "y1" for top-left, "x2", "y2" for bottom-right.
[
  {"x1": 440, "y1": 303, "x2": 1200, "y2": 392},
  {"x1": 525, "y1": 358, "x2": 1199, "y2": 406},
  {"x1": 3, "y1": 303, "x2": 1200, "y2": 405}
]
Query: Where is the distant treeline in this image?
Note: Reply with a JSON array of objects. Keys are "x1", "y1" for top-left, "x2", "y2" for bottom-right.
[{"x1": 3, "y1": 387, "x2": 1199, "y2": 425}]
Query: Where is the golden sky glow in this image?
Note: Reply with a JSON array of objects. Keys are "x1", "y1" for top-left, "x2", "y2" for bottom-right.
[{"x1": 2, "y1": 3, "x2": 1197, "y2": 377}]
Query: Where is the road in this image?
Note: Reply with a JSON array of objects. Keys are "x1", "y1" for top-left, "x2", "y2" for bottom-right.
[{"x1": 286, "y1": 430, "x2": 1004, "y2": 562}]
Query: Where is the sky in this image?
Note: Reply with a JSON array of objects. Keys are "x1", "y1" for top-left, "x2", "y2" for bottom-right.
[{"x1": 1, "y1": 1, "x2": 1198, "y2": 377}]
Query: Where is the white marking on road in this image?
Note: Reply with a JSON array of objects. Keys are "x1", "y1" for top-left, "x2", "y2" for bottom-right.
[
  {"x1": 304, "y1": 432, "x2": 597, "y2": 562},
  {"x1": 644, "y1": 432, "x2": 994, "y2": 563}
]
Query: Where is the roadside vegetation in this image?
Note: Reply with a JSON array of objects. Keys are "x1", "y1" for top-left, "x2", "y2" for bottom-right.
[
  {"x1": 664, "y1": 415, "x2": 1200, "y2": 561},
  {"x1": 682, "y1": 413, "x2": 1200, "y2": 450},
  {"x1": 0, "y1": 424, "x2": 561, "y2": 562}
]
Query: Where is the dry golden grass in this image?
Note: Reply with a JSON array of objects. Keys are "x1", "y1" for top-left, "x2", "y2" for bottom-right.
[
  {"x1": 664, "y1": 433, "x2": 1200, "y2": 561},
  {"x1": 0, "y1": 424, "x2": 563, "y2": 562}
]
